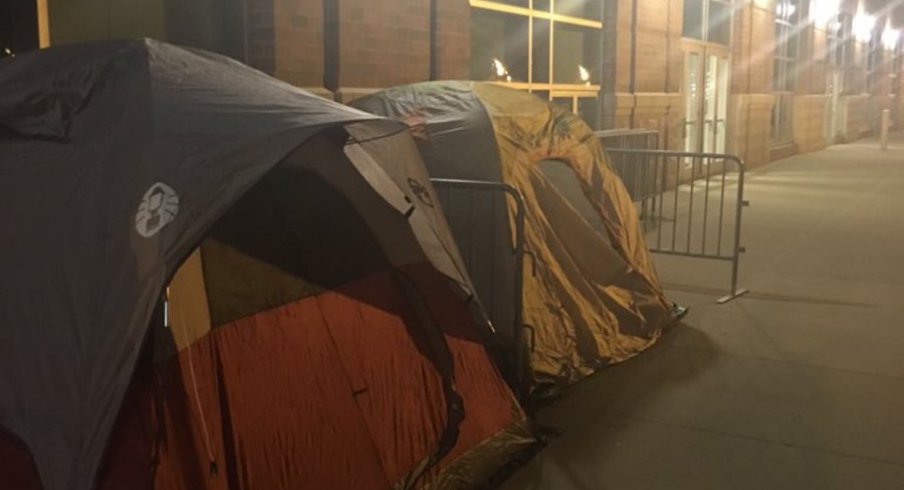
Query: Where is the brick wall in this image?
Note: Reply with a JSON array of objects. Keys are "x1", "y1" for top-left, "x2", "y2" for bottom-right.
[
  {"x1": 731, "y1": 2, "x2": 773, "y2": 95},
  {"x1": 246, "y1": 0, "x2": 276, "y2": 75},
  {"x1": 841, "y1": 94, "x2": 871, "y2": 141},
  {"x1": 634, "y1": 94, "x2": 683, "y2": 149},
  {"x1": 48, "y1": 0, "x2": 165, "y2": 45},
  {"x1": 433, "y1": 0, "x2": 470, "y2": 80},
  {"x1": 274, "y1": 0, "x2": 324, "y2": 89},
  {"x1": 602, "y1": 0, "x2": 682, "y2": 147},
  {"x1": 894, "y1": 95, "x2": 904, "y2": 130},
  {"x1": 337, "y1": 0, "x2": 430, "y2": 90},
  {"x1": 241, "y1": 0, "x2": 470, "y2": 100},
  {"x1": 730, "y1": 94, "x2": 773, "y2": 168},
  {"x1": 793, "y1": 95, "x2": 829, "y2": 153},
  {"x1": 44, "y1": 0, "x2": 901, "y2": 156},
  {"x1": 600, "y1": 0, "x2": 629, "y2": 127},
  {"x1": 801, "y1": 26, "x2": 828, "y2": 95},
  {"x1": 633, "y1": 0, "x2": 681, "y2": 94}
]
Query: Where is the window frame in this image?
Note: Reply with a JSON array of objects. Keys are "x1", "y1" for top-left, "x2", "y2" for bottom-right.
[
  {"x1": 682, "y1": 0, "x2": 733, "y2": 46},
  {"x1": 866, "y1": 29, "x2": 883, "y2": 93},
  {"x1": 827, "y1": 13, "x2": 853, "y2": 68},
  {"x1": 770, "y1": 0, "x2": 800, "y2": 146},
  {"x1": 469, "y1": 0, "x2": 601, "y2": 91},
  {"x1": 469, "y1": 0, "x2": 603, "y2": 121}
]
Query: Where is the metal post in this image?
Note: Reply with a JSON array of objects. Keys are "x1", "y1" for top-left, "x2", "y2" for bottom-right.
[
  {"x1": 717, "y1": 156, "x2": 750, "y2": 304},
  {"x1": 428, "y1": 178, "x2": 528, "y2": 399},
  {"x1": 881, "y1": 109, "x2": 890, "y2": 151},
  {"x1": 507, "y1": 186, "x2": 526, "y2": 398}
]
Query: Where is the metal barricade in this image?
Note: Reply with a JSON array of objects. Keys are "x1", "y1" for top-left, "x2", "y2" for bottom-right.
[
  {"x1": 596, "y1": 129, "x2": 662, "y2": 219},
  {"x1": 604, "y1": 149, "x2": 750, "y2": 303},
  {"x1": 429, "y1": 178, "x2": 528, "y2": 395},
  {"x1": 595, "y1": 128, "x2": 661, "y2": 150}
]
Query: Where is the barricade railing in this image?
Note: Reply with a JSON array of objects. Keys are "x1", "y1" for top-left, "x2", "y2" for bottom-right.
[
  {"x1": 603, "y1": 149, "x2": 750, "y2": 303},
  {"x1": 595, "y1": 129, "x2": 662, "y2": 219},
  {"x1": 429, "y1": 178, "x2": 528, "y2": 396},
  {"x1": 595, "y1": 128, "x2": 660, "y2": 151}
]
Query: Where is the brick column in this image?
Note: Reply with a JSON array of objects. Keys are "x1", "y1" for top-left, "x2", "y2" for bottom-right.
[
  {"x1": 245, "y1": 0, "x2": 275, "y2": 75},
  {"x1": 792, "y1": 21, "x2": 830, "y2": 152},
  {"x1": 432, "y1": 0, "x2": 471, "y2": 80},
  {"x1": 244, "y1": 0, "x2": 329, "y2": 98},
  {"x1": 601, "y1": 0, "x2": 631, "y2": 129},
  {"x1": 333, "y1": 0, "x2": 431, "y2": 102},
  {"x1": 602, "y1": 0, "x2": 682, "y2": 149},
  {"x1": 274, "y1": 0, "x2": 329, "y2": 98},
  {"x1": 729, "y1": 0, "x2": 775, "y2": 168}
]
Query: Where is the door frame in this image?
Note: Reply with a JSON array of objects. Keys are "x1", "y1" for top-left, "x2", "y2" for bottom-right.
[
  {"x1": 682, "y1": 40, "x2": 732, "y2": 155},
  {"x1": 825, "y1": 67, "x2": 843, "y2": 145}
]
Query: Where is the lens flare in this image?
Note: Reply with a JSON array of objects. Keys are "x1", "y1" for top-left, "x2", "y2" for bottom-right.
[
  {"x1": 853, "y1": 13, "x2": 875, "y2": 42},
  {"x1": 578, "y1": 65, "x2": 591, "y2": 85},
  {"x1": 882, "y1": 26, "x2": 900, "y2": 50},
  {"x1": 492, "y1": 58, "x2": 512, "y2": 82}
]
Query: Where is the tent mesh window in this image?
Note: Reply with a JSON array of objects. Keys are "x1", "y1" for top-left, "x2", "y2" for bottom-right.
[{"x1": 538, "y1": 159, "x2": 611, "y2": 243}]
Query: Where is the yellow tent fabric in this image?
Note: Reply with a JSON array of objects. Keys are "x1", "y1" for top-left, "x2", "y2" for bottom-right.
[{"x1": 474, "y1": 84, "x2": 673, "y2": 389}]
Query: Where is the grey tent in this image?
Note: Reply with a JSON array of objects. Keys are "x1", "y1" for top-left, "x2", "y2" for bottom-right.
[
  {"x1": 353, "y1": 82, "x2": 676, "y2": 395},
  {"x1": 0, "y1": 41, "x2": 530, "y2": 490}
]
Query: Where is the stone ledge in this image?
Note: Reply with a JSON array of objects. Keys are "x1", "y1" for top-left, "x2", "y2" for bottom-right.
[
  {"x1": 335, "y1": 87, "x2": 384, "y2": 104},
  {"x1": 770, "y1": 143, "x2": 799, "y2": 161},
  {"x1": 733, "y1": 93, "x2": 775, "y2": 108},
  {"x1": 794, "y1": 94, "x2": 830, "y2": 101},
  {"x1": 634, "y1": 92, "x2": 682, "y2": 109}
]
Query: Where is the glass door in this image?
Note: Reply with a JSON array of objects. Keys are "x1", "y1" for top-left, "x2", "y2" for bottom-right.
[
  {"x1": 709, "y1": 54, "x2": 729, "y2": 154},
  {"x1": 684, "y1": 46, "x2": 730, "y2": 155},
  {"x1": 684, "y1": 51, "x2": 701, "y2": 154}
]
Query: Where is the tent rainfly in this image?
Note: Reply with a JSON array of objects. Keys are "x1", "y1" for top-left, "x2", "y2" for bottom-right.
[
  {"x1": 353, "y1": 81, "x2": 677, "y2": 394},
  {"x1": 0, "y1": 41, "x2": 531, "y2": 490}
]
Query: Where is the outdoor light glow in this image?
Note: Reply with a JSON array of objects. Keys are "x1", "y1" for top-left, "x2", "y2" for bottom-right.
[
  {"x1": 810, "y1": 0, "x2": 840, "y2": 26},
  {"x1": 492, "y1": 58, "x2": 512, "y2": 82},
  {"x1": 578, "y1": 64, "x2": 591, "y2": 85},
  {"x1": 853, "y1": 13, "x2": 875, "y2": 42},
  {"x1": 775, "y1": 2, "x2": 796, "y2": 20},
  {"x1": 828, "y1": 19, "x2": 842, "y2": 34},
  {"x1": 882, "y1": 26, "x2": 900, "y2": 50},
  {"x1": 492, "y1": 58, "x2": 505, "y2": 77}
]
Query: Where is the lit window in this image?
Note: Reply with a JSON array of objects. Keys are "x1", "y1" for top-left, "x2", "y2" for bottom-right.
[
  {"x1": 469, "y1": 0, "x2": 603, "y2": 125},
  {"x1": 867, "y1": 30, "x2": 882, "y2": 92},
  {"x1": 893, "y1": 40, "x2": 902, "y2": 98},
  {"x1": 682, "y1": 0, "x2": 732, "y2": 45},
  {"x1": 770, "y1": 0, "x2": 800, "y2": 146},
  {"x1": 827, "y1": 13, "x2": 853, "y2": 67}
]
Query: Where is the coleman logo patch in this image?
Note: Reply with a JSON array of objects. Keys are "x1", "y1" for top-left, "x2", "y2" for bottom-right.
[{"x1": 135, "y1": 182, "x2": 179, "y2": 238}]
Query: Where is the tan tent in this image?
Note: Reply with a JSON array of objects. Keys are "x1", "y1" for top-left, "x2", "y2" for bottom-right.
[{"x1": 354, "y1": 82, "x2": 677, "y2": 395}]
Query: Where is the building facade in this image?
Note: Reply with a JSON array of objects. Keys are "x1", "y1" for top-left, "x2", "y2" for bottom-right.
[{"x1": 4, "y1": 0, "x2": 903, "y2": 167}]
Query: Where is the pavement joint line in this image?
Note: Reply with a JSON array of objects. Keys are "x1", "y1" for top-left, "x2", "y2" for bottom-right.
[
  {"x1": 603, "y1": 414, "x2": 904, "y2": 469},
  {"x1": 648, "y1": 342, "x2": 904, "y2": 383},
  {"x1": 664, "y1": 284, "x2": 879, "y2": 308}
]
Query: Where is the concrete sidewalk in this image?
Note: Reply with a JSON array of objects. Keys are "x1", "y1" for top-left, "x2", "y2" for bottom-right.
[{"x1": 501, "y1": 133, "x2": 904, "y2": 489}]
